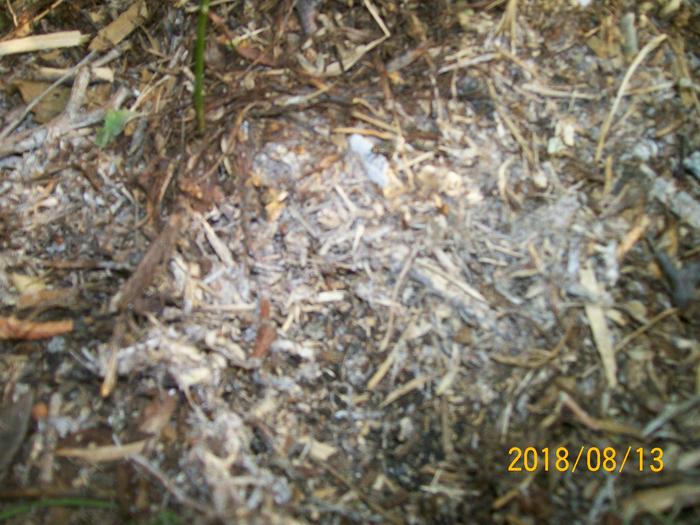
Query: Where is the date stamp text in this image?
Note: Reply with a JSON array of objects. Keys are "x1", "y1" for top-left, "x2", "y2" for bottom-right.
[{"x1": 507, "y1": 446, "x2": 664, "y2": 473}]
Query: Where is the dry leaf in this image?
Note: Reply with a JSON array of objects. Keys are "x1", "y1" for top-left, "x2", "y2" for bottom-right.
[
  {"x1": 9, "y1": 272, "x2": 47, "y2": 294},
  {"x1": 138, "y1": 393, "x2": 177, "y2": 435},
  {"x1": 12, "y1": 80, "x2": 70, "y2": 123}
]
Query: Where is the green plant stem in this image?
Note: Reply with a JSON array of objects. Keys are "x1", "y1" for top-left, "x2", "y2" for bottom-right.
[{"x1": 194, "y1": 0, "x2": 210, "y2": 133}]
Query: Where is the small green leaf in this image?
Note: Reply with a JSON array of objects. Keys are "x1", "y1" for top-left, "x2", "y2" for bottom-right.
[{"x1": 96, "y1": 109, "x2": 135, "y2": 148}]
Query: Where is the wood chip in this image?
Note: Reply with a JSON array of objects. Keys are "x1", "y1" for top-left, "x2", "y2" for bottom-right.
[
  {"x1": 0, "y1": 316, "x2": 73, "y2": 340},
  {"x1": 0, "y1": 31, "x2": 88, "y2": 56},
  {"x1": 580, "y1": 263, "x2": 618, "y2": 388},
  {"x1": 89, "y1": 0, "x2": 149, "y2": 52},
  {"x1": 57, "y1": 440, "x2": 148, "y2": 463}
]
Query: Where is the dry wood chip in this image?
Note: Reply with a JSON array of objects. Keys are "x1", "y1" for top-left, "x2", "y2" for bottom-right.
[
  {"x1": 29, "y1": 65, "x2": 114, "y2": 83},
  {"x1": 0, "y1": 316, "x2": 73, "y2": 340},
  {"x1": 9, "y1": 272, "x2": 47, "y2": 294},
  {"x1": 314, "y1": 290, "x2": 345, "y2": 303},
  {"x1": 89, "y1": 0, "x2": 149, "y2": 52},
  {"x1": 580, "y1": 263, "x2": 618, "y2": 388},
  {"x1": 56, "y1": 439, "x2": 148, "y2": 463},
  {"x1": 642, "y1": 164, "x2": 700, "y2": 230},
  {"x1": 198, "y1": 214, "x2": 234, "y2": 267},
  {"x1": 295, "y1": 0, "x2": 319, "y2": 35},
  {"x1": 297, "y1": 436, "x2": 338, "y2": 461},
  {"x1": 622, "y1": 484, "x2": 700, "y2": 521},
  {"x1": 435, "y1": 344, "x2": 461, "y2": 395},
  {"x1": 0, "y1": 31, "x2": 88, "y2": 56},
  {"x1": 0, "y1": 391, "x2": 34, "y2": 478},
  {"x1": 616, "y1": 214, "x2": 650, "y2": 261},
  {"x1": 379, "y1": 374, "x2": 432, "y2": 408},
  {"x1": 412, "y1": 257, "x2": 487, "y2": 305},
  {"x1": 367, "y1": 337, "x2": 406, "y2": 391},
  {"x1": 16, "y1": 288, "x2": 78, "y2": 310}
]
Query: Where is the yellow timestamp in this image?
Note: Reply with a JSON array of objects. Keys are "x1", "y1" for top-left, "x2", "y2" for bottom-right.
[{"x1": 507, "y1": 446, "x2": 664, "y2": 474}]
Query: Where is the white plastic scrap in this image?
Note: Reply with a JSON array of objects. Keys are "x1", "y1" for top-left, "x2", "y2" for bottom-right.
[{"x1": 347, "y1": 134, "x2": 390, "y2": 188}]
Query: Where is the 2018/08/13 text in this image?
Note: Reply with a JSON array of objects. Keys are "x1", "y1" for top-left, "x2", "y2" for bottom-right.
[{"x1": 507, "y1": 446, "x2": 664, "y2": 474}]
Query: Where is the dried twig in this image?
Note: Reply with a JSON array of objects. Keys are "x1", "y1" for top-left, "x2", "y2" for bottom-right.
[
  {"x1": 130, "y1": 454, "x2": 212, "y2": 514},
  {"x1": 321, "y1": 461, "x2": 404, "y2": 525},
  {"x1": 109, "y1": 211, "x2": 187, "y2": 312},
  {"x1": 595, "y1": 34, "x2": 667, "y2": 163}
]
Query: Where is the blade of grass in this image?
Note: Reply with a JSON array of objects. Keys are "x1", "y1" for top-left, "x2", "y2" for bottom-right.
[
  {"x1": 0, "y1": 498, "x2": 117, "y2": 520},
  {"x1": 194, "y1": 0, "x2": 210, "y2": 133}
]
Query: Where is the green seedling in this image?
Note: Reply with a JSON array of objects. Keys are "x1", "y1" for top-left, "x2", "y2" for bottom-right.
[{"x1": 95, "y1": 109, "x2": 135, "y2": 148}]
